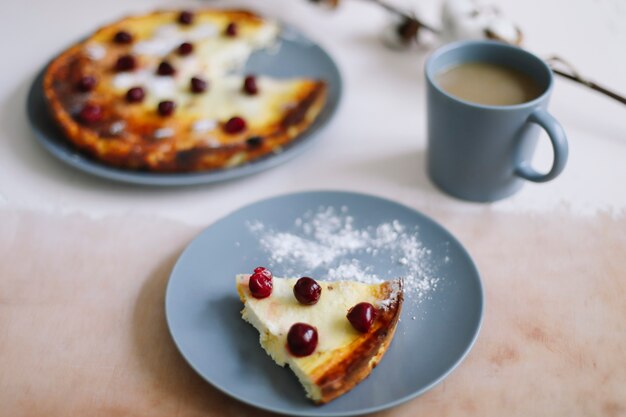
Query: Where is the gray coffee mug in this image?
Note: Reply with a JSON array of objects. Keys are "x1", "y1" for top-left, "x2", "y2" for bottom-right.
[{"x1": 425, "y1": 40, "x2": 568, "y2": 202}]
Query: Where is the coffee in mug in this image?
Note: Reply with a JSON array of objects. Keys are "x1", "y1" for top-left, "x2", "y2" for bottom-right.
[{"x1": 436, "y1": 62, "x2": 543, "y2": 106}]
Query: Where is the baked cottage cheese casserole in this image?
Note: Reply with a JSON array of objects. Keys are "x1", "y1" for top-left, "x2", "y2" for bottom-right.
[
  {"x1": 236, "y1": 268, "x2": 403, "y2": 404},
  {"x1": 44, "y1": 9, "x2": 327, "y2": 172}
]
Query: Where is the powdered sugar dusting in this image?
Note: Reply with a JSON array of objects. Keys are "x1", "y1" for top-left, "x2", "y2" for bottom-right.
[
  {"x1": 328, "y1": 259, "x2": 376, "y2": 282},
  {"x1": 247, "y1": 206, "x2": 441, "y2": 302}
]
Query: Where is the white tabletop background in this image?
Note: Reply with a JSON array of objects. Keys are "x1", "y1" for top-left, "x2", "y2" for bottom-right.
[{"x1": 1, "y1": 0, "x2": 625, "y2": 224}]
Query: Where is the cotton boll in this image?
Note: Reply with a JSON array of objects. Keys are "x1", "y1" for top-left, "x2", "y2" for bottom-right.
[
  {"x1": 441, "y1": 0, "x2": 522, "y2": 45},
  {"x1": 485, "y1": 16, "x2": 522, "y2": 45},
  {"x1": 441, "y1": 0, "x2": 495, "y2": 42}
]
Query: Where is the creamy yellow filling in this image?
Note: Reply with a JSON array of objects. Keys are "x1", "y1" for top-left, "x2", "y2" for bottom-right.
[
  {"x1": 237, "y1": 275, "x2": 384, "y2": 399},
  {"x1": 84, "y1": 12, "x2": 299, "y2": 128}
]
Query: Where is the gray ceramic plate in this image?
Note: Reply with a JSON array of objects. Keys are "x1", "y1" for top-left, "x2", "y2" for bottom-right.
[
  {"x1": 26, "y1": 26, "x2": 342, "y2": 186},
  {"x1": 165, "y1": 191, "x2": 483, "y2": 416}
]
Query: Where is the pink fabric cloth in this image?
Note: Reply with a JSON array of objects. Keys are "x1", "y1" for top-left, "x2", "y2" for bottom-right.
[{"x1": 1, "y1": 208, "x2": 624, "y2": 416}]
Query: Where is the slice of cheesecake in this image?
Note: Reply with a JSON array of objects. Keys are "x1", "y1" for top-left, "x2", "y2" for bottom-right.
[{"x1": 236, "y1": 274, "x2": 403, "y2": 404}]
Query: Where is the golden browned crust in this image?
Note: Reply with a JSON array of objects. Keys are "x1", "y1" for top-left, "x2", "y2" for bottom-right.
[
  {"x1": 42, "y1": 9, "x2": 327, "y2": 172},
  {"x1": 312, "y1": 280, "x2": 403, "y2": 404}
]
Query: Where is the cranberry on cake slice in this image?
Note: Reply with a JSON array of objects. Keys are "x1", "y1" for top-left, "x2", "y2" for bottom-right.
[
  {"x1": 249, "y1": 267, "x2": 273, "y2": 299},
  {"x1": 76, "y1": 76, "x2": 97, "y2": 92},
  {"x1": 178, "y1": 42, "x2": 194, "y2": 56},
  {"x1": 246, "y1": 136, "x2": 263, "y2": 148},
  {"x1": 254, "y1": 267, "x2": 272, "y2": 278},
  {"x1": 223, "y1": 116, "x2": 247, "y2": 134},
  {"x1": 114, "y1": 54, "x2": 136, "y2": 72},
  {"x1": 178, "y1": 10, "x2": 194, "y2": 25},
  {"x1": 190, "y1": 77, "x2": 208, "y2": 94},
  {"x1": 224, "y1": 22, "x2": 238, "y2": 37},
  {"x1": 157, "y1": 100, "x2": 176, "y2": 117},
  {"x1": 113, "y1": 30, "x2": 133, "y2": 44},
  {"x1": 125, "y1": 86, "x2": 145, "y2": 103},
  {"x1": 293, "y1": 277, "x2": 322, "y2": 305},
  {"x1": 347, "y1": 302, "x2": 377, "y2": 333},
  {"x1": 157, "y1": 61, "x2": 176, "y2": 76},
  {"x1": 287, "y1": 323, "x2": 318, "y2": 357},
  {"x1": 243, "y1": 75, "x2": 259, "y2": 95},
  {"x1": 79, "y1": 103, "x2": 103, "y2": 123}
]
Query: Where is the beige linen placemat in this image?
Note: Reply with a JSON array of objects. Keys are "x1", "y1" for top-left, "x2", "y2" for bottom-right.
[{"x1": 0, "y1": 208, "x2": 624, "y2": 416}]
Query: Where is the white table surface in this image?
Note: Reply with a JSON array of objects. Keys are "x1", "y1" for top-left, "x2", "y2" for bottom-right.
[{"x1": 1, "y1": 0, "x2": 625, "y2": 224}]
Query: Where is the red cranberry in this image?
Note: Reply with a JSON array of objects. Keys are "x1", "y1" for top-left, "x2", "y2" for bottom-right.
[
  {"x1": 125, "y1": 86, "x2": 145, "y2": 103},
  {"x1": 178, "y1": 10, "x2": 194, "y2": 25},
  {"x1": 114, "y1": 54, "x2": 136, "y2": 72},
  {"x1": 287, "y1": 323, "x2": 318, "y2": 357},
  {"x1": 249, "y1": 271, "x2": 272, "y2": 299},
  {"x1": 347, "y1": 302, "x2": 377, "y2": 333},
  {"x1": 225, "y1": 22, "x2": 238, "y2": 37},
  {"x1": 293, "y1": 277, "x2": 322, "y2": 305},
  {"x1": 178, "y1": 42, "x2": 194, "y2": 56},
  {"x1": 157, "y1": 100, "x2": 176, "y2": 117},
  {"x1": 223, "y1": 116, "x2": 246, "y2": 134},
  {"x1": 254, "y1": 266, "x2": 272, "y2": 278},
  {"x1": 190, "y1": 77, "x2": 207, "y2": 93},
  {"x1": 76, "y1": 76, "x2": 96, "y2": 92},
  {"x1": 113, "y1": 30, "x2": 133, "y2": 44},
  {"x1": 157, "y1": 61, "x2": 176, "y2": 76},
  {"x1": 246, "y1": 136, "x2": 263, "y2": 148},
  {"x1": 243, "y1": 75, "x2": 258, "y2": 95},
  {"x1": 79, "y1": 103, "x2": 102, "y2": 123}
]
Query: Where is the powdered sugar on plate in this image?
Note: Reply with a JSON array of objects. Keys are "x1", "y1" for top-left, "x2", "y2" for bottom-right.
[{"x1": 247, "y1": 206, "x2": 440, "y2": 302}]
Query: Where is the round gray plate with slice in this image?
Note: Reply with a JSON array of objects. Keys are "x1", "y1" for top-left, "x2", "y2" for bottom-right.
[{"x1": 165, "y1": 191, "x2": 484, "y2": 416}]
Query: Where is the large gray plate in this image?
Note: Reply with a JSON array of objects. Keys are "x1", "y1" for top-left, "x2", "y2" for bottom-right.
[
  {"x1": 26, "y1": 26, "x2": 342, "y2": 186},
  {"x1": 165, "y1": 191, "x2": 483, "y2": 416}
]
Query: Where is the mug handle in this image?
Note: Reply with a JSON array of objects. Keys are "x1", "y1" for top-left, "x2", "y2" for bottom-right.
[{"x1": 514, "y1": 109, "x2": 568, "y2": 183}]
